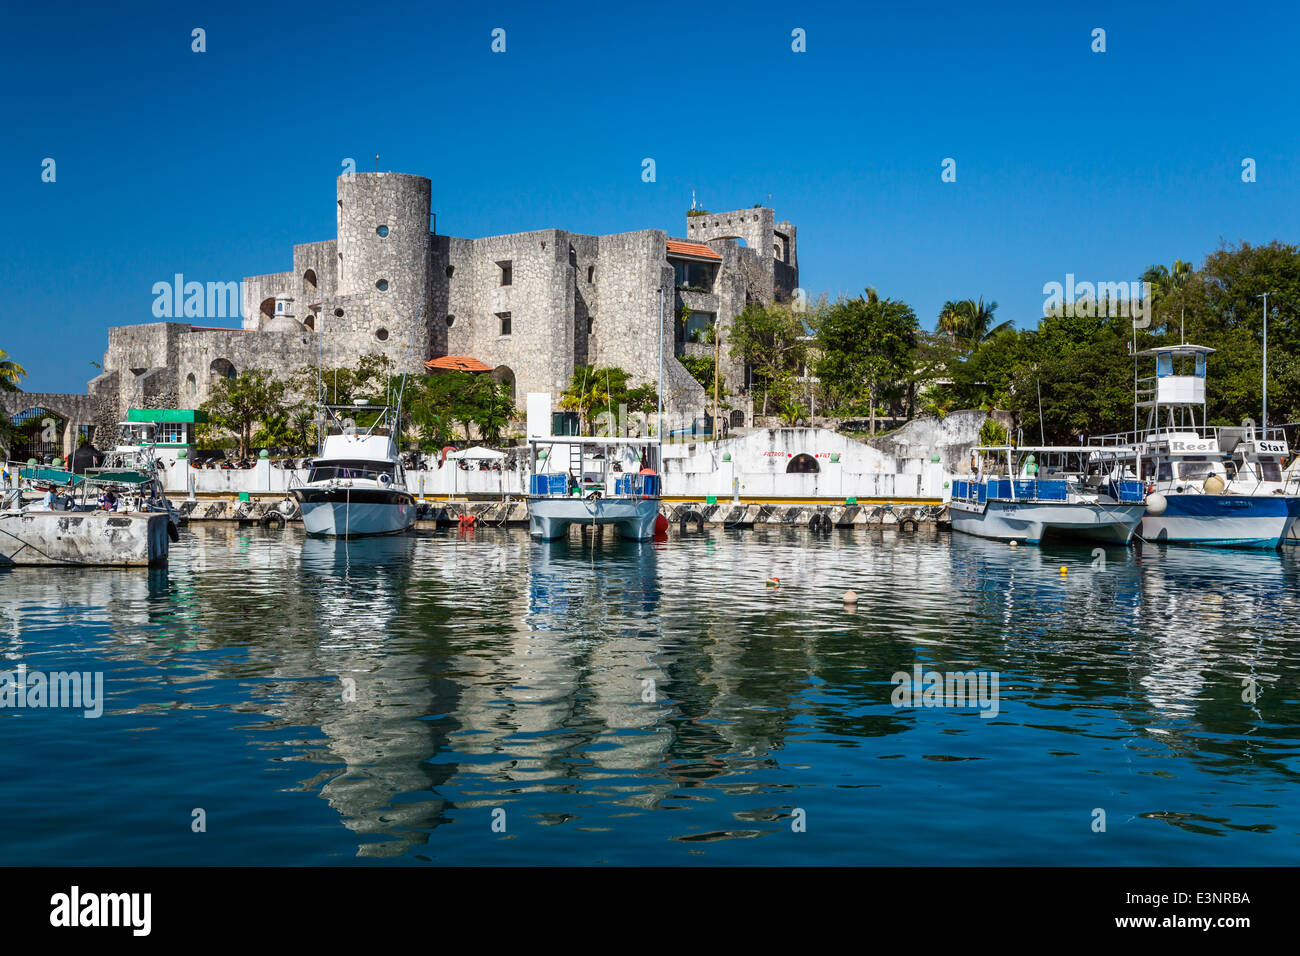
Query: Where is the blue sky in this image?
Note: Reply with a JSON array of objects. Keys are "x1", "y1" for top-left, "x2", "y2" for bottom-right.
[{"x1": 3, "y1": 0, "x2": 1298, "y2": 393}]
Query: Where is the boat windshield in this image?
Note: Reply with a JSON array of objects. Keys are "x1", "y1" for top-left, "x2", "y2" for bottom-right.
[
  {"x1": 308, "y1": 460, "x2": 395, "y2": 482},
  {"x1": 1239, "y1": 458, "x2": 1283, "y2": 482},
  {"x1": 1177, "y1": 460, "x2": 1222, "y2": 481}
]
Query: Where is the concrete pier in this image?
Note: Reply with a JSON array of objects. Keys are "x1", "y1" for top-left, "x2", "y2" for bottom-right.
[
  {"x1": 174, "y1": 494, "x2": 947, "y2": 532},
  {"x1": 0, "y1": 510, "x2": 170, "y2": 566}
]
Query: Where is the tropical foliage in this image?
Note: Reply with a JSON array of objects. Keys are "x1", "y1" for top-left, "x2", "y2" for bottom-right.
[
  {"x1": 558, "y1": 365, "x2": 657, "y2": 433},
  {"x1": 200, "y1": 368, "x2": 289, "y2": 458},
  {"x1": 0, "y1": 349, "x2": 25, "y2": 392}
]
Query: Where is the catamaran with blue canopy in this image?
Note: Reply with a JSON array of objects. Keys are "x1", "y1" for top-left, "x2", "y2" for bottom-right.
[{"x1": 950, "y1": 445, "x2": 1147, "y2": 545}]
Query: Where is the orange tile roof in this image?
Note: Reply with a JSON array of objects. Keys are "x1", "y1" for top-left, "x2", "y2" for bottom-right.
[
  {"x1": 425, "y1": 355, "x2": 492, "y2": 373},
  {"x1": 666, "y1": 239, "x2": 721, "y2": 260}
]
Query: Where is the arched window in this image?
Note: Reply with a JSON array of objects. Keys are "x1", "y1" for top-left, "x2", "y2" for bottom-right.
[
  {"x1": 210, "y1": 358, "x2": 236, "y2": 381},
  {"x1": 303, "y1": 269, "x2": 318, "y2": 296},
  {"x1": 259, "y1": 298, "x2": 275, "y2": 325},
  {"x1": 786, "y1": 453, "x2": 819, "y2": 474},
  {"x1": 492, "y1": 365, "x2": 516, "y2": 403},
  {"x1": 186, "y1": 373, "x2": 197, "y2": 398}
]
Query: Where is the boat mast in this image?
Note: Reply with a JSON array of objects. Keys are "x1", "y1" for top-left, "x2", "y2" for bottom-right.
[{"x1": 657, "y1": 286, "x2": 664, "y2": 442}]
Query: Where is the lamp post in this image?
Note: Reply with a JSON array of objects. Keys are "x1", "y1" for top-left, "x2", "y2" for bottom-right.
[{"x1": 1257, "y1": 292, "x2": 1275, "y2": 428}]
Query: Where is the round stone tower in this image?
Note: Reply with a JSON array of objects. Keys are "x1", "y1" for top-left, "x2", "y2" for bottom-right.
[{"x1": 335, "y1": 172, "x2": 432, "y2": 371}]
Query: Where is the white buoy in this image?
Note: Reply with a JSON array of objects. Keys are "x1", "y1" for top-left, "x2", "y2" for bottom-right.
[
  {"x1": 1203, "y1": 475, "x2": 1225, "y2": 494},
  {"x1": 1008, "y1": 540, "x2": 1019, "y2": 548},
  {"x1": 843, "y1": 589, "x2": 858, "y2": 605},
  {"x1": 1145, "y1": 492, "x2": 1168, "y2": 516}
]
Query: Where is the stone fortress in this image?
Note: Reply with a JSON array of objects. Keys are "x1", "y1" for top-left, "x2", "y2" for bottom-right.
[{"x1": 5, "y1": 172, "x2": 799, "y2": 453}]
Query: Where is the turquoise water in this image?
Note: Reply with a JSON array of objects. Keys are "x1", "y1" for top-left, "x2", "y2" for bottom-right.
[{"x1": 1, "y1": 524, "x2": 1297, "y2": 865}]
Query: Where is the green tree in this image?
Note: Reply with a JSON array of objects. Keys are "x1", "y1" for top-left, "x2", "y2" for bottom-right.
[
  {"x1": 201, "y1": 368, "x2": 289, "y2": 458},
  {"x1": 816, "y1": 288, "x2": 919, "y2": 434},
  {"x1": 728, "y1": 302, "x2": 809, "y2": 416},
  {"x1": 405, "y1": 372, "x2": 517, "y2": 446},
  {"x1": 559, "y1": 365, "x2": 656, "y2": 433},
  {"x1": 679, "y1": 355, "x2": 729, "y2": 408},
  {"x1": 296, "y1": 352, "x2": 395, "y2": 407}
]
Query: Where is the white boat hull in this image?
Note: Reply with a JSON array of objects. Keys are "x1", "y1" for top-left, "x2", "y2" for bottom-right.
[
  {"x1": 298, "y1": 496, "x2": 416, "y2": 537},
  {"x1": 950, "y1": 500, "x2": 1144, "y2": 545},
  {"x1": 529, "y1": 496, "x2": 660, "y2": 540}
]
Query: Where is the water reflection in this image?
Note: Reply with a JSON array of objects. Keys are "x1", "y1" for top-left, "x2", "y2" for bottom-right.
[{"x1": 2, "y1": 524, "x2": 1298, "y2": 864}]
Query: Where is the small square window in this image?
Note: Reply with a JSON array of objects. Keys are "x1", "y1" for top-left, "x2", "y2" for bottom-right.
[{"x1": 498, "y1": 311, "x2": 512, "y2": 335}]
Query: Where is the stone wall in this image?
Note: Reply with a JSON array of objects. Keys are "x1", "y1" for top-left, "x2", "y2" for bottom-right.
[{"x1": 83, "y1": 173, "x2": 797, "y2": 428}]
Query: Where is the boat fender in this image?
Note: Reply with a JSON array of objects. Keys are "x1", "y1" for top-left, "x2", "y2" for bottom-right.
[
  {"x1": 260, "y1": 511, "x2": 287, "y2": 529},
  {"x1": 1145, "y1": 492, "x2": 1168, "y2": 516},
  {"x1": 679, "y1": 509, "x2": 705, "y2": 533},
  {"x1": 1203, "y1": 474, "x2": 1225, "y2": 494},
  {"x1": 898, "y1": 516, "x2": 919, "y2": 533}
]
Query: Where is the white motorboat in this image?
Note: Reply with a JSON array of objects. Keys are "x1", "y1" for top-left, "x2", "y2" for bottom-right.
[{"x1": 291, "y1": 402, "x2": 416, "y2": 538}]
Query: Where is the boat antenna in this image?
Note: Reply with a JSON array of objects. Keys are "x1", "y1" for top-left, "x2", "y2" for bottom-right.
[{"x1": 657, "y1": 287, "x2": 665, "y2": 442}]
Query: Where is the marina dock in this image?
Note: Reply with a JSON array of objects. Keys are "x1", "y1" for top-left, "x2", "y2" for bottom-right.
[
  {"x1": 0, "y1": 509, "x2": 170, "y2": 566},
  {"x1": 169, "y1": 493, "x2": 949, "y2": 531}
]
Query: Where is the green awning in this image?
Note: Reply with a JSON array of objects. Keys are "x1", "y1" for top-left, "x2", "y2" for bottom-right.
[
  {"x1": 83, "y1": 470, "x2": 155, "y2": 485},
  {"x1": 18, "y1": 467, "x2": 84, "y2": 486},
  {"x1": 127, "y1": 408, "x2": 208, "y2": 424}
]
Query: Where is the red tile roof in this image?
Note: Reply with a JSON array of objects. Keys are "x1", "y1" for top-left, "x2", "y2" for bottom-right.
[
  {"x1": 666, "y1": 239, "x2": 721, "y2": 260},
  {"x1": 425, "y1": 355, "x2": 492, "y2": 373}
]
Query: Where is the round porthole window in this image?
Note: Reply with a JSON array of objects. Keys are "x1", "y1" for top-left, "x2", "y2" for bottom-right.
[
  {"x1": 334, "y1": 308, "x2": 344, "y2": 317},
  {"x1": 446, "y1": 314, "x2": 455, "y2": 327},
  {"x1": 376, "y1": 225, "x2": 389, "y2": 237},
  {"x1": 375, "y1": 328, "x2": 389, "y2": 341},
  {"x1": 375, "y1": 279, "x2": 389, "y2": 291}
]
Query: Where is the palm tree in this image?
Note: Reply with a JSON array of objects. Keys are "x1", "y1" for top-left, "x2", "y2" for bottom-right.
[
  {"x1": 1141, "y1": 259, "x2": 1194, "y2": 339},
  {"x1": 963, "y1": 297, "x2": 1011, "y2": 345},
  {"x1": 0, "y1": 349, "x2": 26, "y2": 392},
  {"x1": 937, "y1": 298, "x2": 1011, "y2": 353}
]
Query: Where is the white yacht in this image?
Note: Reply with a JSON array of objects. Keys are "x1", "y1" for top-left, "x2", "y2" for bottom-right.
[
  {"x1": 291, "y1": 402, "x2": 416, "y2": 538},
  {"x1": 1091, "y1": 345, "x2": 1300, "y2": 549}
]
